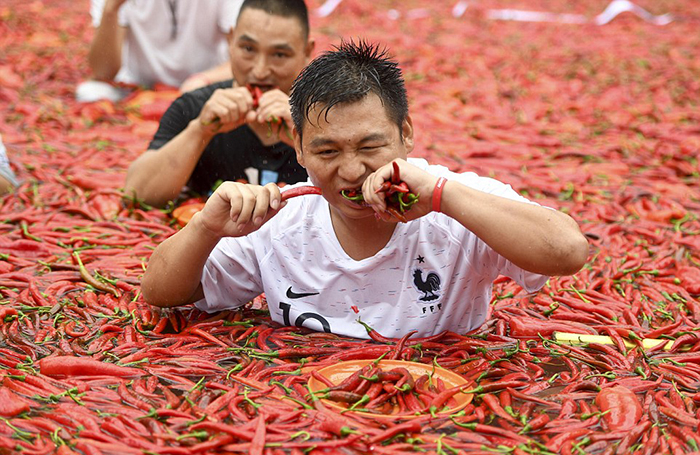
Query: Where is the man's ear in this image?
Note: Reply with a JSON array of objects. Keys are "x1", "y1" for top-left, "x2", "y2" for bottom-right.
[
  {"x1": 293, "y1": 127, "x2": 305, "y2": 167},
  {"x1": 401, "y1": 115, "x2": 415, "y2": 155},
  {"x1": 305, "y1": 39, "x2": 316, "y2": 62}
]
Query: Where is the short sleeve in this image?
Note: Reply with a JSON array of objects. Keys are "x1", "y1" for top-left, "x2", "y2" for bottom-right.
[
  {"x1": 195, "y1": 236, "x2": 264, "y2": 313},
  {"x1": 219, "y1": 0, "x2": 243, "y2": 33},
  {"x1": 491, "y1": 251, "x2": 549, "y2": 293},
  {"x1": 422, "y1": 160, "x2": 550, "y2": 294},
  {"x1": 147, "y1": 96, "x2": 196, "y2": 151},
  {"x1": 90, "y1": 0, "x2": 128, "y2": 28},
  {"x1": 0, "y1": 137, "x2": 18, "y2": 188}
]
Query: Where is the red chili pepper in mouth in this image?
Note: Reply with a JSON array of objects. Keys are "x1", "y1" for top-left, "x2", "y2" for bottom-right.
[
  {"x1": 339, "y1": 162, "x2": 419, "y2": 222},
  {"x1": 340, "y1": 189, "x2": 366, "y2": 202},
  {"x1": 246, "y1": 84, "x2": 264, "y2": 109},
  {"x1": 280, "y1": 185, "x2": 322, "y2": 201}
]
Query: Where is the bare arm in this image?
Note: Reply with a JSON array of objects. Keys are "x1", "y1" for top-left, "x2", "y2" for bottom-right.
[
  {"x1": 123, "y1": 86, "x2": 255, "y2": 207},
  {"x1": 0, "y1": 175, "x2": 13, "y2": 195},
  {"x1": 439, "y1": 181, "x2": 589, "y2": 276},
  {"x1": 142, "y1": 182, "x2": 284, "y2": 308},
  {"x1": 88, "y1": 0, "x2": 127, "y2": 81},
  {"x1": 180, "y1": 61, "x2": 234, "y2": 93},
  {"x1": 123, "y1": 120, "x2": 216, "y2": 207},
  {"x1": 362, "y1": 160, "x2": 589, "y2": 277}
]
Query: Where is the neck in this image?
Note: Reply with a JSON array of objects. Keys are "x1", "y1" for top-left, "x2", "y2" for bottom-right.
[{"x1": 329, "y1": 207, "x2": 397, "y2": 261}]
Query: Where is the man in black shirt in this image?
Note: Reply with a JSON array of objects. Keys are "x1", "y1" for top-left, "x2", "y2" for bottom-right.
[{"x1": 124, "y1": 0, "x2": 314, "y2": 207}]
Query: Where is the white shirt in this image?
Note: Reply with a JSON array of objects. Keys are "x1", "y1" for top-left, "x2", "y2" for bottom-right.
[
  {"x1": 197, "y1": 158, "x2": 548, "y2": 339},
  {"x1": 90, "y1": 0, "x2": 242, "y2": 87},
  {"x1": 0, "y1": 135, "x2": 18, "y2": 187}
]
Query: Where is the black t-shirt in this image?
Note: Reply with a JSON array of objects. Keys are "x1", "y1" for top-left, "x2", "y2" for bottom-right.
[{"x1": 148, "y1": 80, "x2": 308, "y2": 195}]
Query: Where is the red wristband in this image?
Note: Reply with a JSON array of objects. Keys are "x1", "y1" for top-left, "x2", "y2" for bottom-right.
[{"x1": 432, "y1": 177, "x2": 447, "y2": 213}]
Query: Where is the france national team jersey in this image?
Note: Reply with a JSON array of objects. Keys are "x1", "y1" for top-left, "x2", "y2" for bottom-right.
[{"x1": 196, "y1": 158, "x2": 548, "y2": 339}]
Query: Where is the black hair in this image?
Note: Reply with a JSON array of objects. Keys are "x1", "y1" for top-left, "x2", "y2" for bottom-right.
[
  {"x1": 238, "y1": 0, "x2": 310, "y2": 40},
  {"x1": 290, "y1": 40, "x2": 408, "y2": 140}
]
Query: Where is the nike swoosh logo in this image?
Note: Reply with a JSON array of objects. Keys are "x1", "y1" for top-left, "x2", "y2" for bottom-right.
[{"x1": 286, "y1": 287, "x2": 319, "y2": 299}]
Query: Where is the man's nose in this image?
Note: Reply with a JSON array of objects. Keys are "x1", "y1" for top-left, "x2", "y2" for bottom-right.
[
  {"x1": 337, "y1": 153, "x2": 366, "y2": 183},
  {"x1": 251, "y1": 55, "x2": 271, "y2": 80}
]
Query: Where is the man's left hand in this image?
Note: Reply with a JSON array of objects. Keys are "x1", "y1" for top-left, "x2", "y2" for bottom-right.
[{"x1": 246, "y1": 89, "x2": 294, "y2": 146}]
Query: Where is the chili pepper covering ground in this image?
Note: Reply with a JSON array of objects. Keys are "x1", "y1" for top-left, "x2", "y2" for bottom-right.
[{"x1": 1, "y1": 0, "x2": 700, "y2": 454}]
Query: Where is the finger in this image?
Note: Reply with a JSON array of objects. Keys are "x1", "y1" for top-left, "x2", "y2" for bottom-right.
[
  {"x1": 221, "y1": 183, "x2": 244, "y2": 223},
  {"x1": 258, "y1": 102, "x2": 288, "y2": 124},
  {"x1": 251, "y1": 189, "x2": 271, "y2": 226},
  {"x1": 264, "y1": 183, "x2": 283, "y2": 211},
  {"x1": 362, "y1": 170, "x2": 389, "y2": 209},
  {"x1": 235, "y1": 185, "x2": 257, "y2": 228},
  {"x1": 219, "y1": 86, "x2": 255, "y2": 105},
  {"x1": 211, "y1": 90, "x2": 253, "y2": 122},
  {"x1": 245, "y1": 110, "x2": 258, "y2": 124}
]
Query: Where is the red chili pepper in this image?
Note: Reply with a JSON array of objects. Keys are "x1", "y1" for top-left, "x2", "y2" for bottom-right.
[
  {"x1": 281, "y1": 186, "x2": 322, "y2": 201},
  {"x1": 595, "y1": 385, "x2": 643, "y2": 431},
  {"x1": 482, "y1": 393, "x2": 519, "y2": 424},
  {"x1": 0, "y1": 307, "x2": 18, "y2": 322},
  {"x1": 0, "y1": 387, "x2": 30, "y2": 417},
  {"x1": 368, "y1": 419, "x2": 424, "y2": 444},
  {"x1": 323, "y1": 390, "x2": 366, "y2": 405},
  {"x1": 658, "y1": 405, "x2": 700, "y2": 426},
  {"x1": 315, "y1": 417, "x2": 357, "y2": 437},
  {"x1": 249, "y1": 414, "x2": 266, "y2": 455},
  {"x1": 508, "y1": 316, "x2": 598, "y2": 337},
  {"x1": 311, "y1": 370, "x2": 336, "y2": 389},
  {"x1": 374, "y1": 181, "x2": 393, "y2": 194},
  {"x1": 522, "y1": 412, "x2": 550, "y2": 432},
  {"x1": 391, "y1": 161, "x2": 401, "y2": 184},
  {"x1": 247, "y1": 84, "x2": 264, "y2": 109},
  {"x1": 38, "y1": 356, "x2": 143, "y2": 378}
]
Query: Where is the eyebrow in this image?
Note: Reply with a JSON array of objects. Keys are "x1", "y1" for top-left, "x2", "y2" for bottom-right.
[
  {"x1": 308, "y1": 133, "x2": 388, "y2": 149},
  {"x1": 237, "y1": 34, "x2": 295, "y2": 52}
]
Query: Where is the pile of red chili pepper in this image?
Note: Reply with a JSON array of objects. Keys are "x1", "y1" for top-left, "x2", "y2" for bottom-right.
[
  {"x1": 342, "y1": 162, "x2": 419, "y2": 222},
  {"x1": 312, "y1": 362, "x2": 465, "y2": 416},
  {"x1": 1, "y1": 0, "x2": 700, "y2": 454}
]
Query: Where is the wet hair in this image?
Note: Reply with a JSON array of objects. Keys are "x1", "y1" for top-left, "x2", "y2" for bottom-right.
[
  {"x1": 238, "y1": 0, "x2": 310, "y2": 40},
  {"x1": 290, "y1": 40, "x2": 409, "y2": 140}
]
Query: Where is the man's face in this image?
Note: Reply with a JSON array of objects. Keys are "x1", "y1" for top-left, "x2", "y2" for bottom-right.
[
  {"x1": 229, "y1": 8, "x2": 312, "y2": 94},
  {"x1": 294, "y1": 93, "x2": 414, "y2": 220}
]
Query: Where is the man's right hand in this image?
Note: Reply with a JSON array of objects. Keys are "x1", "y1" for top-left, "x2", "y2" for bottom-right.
[
  {"x1": 197, "y1": 86, "x2": 256, "y2": 136},
  {"x1": 194, "y1": 182, "x2": 286, "y2": 239}
]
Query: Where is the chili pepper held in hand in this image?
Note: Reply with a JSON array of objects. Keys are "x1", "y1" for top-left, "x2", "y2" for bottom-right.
[
  {"x1": 341, "y1": 161, "x2": 419, "y2": 222},
  {"x1": 246, "y1": 84, "x2": 263, "y2": 109},
  {"x1": 281, "y1": 186, "x2": 322, "y2": 201}
]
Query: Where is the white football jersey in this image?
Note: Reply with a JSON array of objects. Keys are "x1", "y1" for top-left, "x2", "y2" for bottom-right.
[{"x1": 196, "y1": 158, "x2": 548, "y2": 339}]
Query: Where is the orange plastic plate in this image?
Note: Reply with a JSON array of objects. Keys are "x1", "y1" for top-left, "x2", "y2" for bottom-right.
[
  {"x1": 307, "y1": 359, "x2": 472, "y2": 419},
  {"x1": 172, "y1": 202, "x2": 205, "y2": 227}
]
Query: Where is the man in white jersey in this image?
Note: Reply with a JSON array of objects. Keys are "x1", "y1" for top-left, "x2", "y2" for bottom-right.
[{"x1": 142, "y1": 41, "x2": 589, "y2": 339}]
